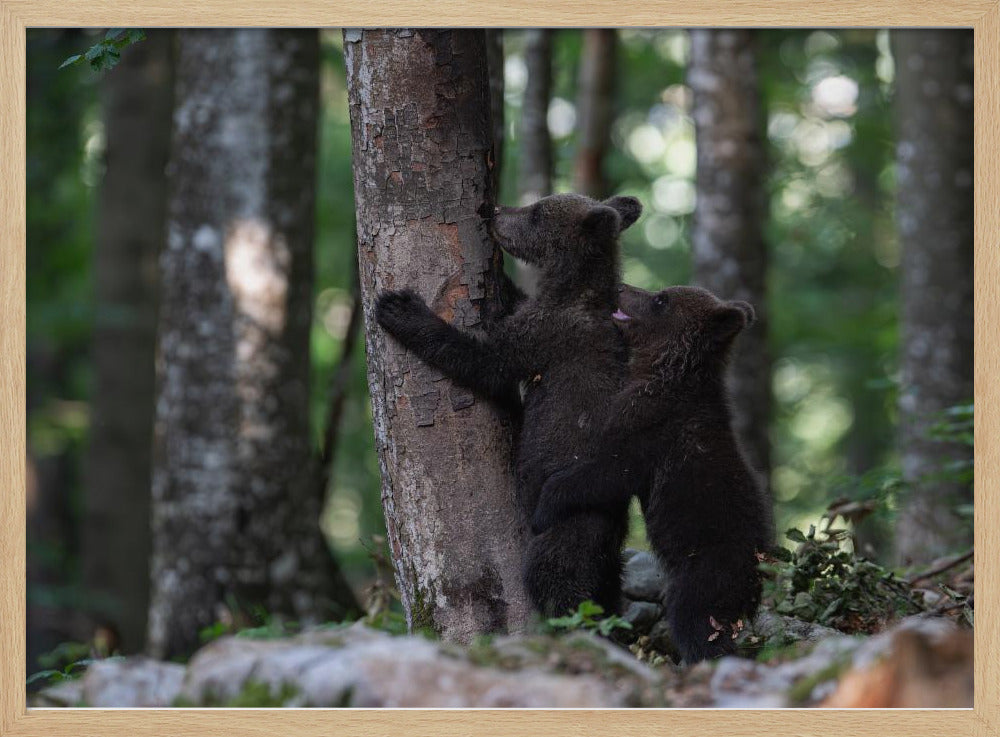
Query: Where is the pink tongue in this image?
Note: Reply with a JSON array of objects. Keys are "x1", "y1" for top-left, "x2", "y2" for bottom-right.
[{"x1": 612, "y1": 309, "x2": 631, "y2": 321}]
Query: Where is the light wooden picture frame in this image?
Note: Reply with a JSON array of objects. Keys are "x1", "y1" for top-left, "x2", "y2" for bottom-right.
[{"x1": 1, "y1": 2, "x2": 997, "y2": 735}]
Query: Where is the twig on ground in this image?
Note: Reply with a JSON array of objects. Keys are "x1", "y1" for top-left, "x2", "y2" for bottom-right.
[{"x1": 906, "y1": 548, "x2": 974, "y2": 585}]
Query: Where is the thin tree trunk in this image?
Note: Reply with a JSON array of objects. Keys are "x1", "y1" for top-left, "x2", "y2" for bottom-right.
[
  {"x1": 344, "y1": 29, "x2": 532, "y2": 641},
  {"x1": 892, "y1": 30, "x2": 974, "y2": 565},
  {"x1": 689, "y1": 29, "x2": 771, "y2": 494},
  {"x1": 319, "y1": 260, "x2": 363, "y2": 497},
  {"x1": 82, "y1": 29, "x2": 174, "y2": 656},
  {"x1": 573, "y1": 29, "x2": 617, "y2": 199},
  {"x1": 518, "y1": 29, "x2": 553, "y2": 205},
  {"x1": 485, "y1": 29, "x2": 505, "y2": 191},
  {"x1": 147, "y1": 29, "x2": 356, "y2": 659},
  {"x1": 515, "y1": 29, "x2": 554, "y2": 294}
]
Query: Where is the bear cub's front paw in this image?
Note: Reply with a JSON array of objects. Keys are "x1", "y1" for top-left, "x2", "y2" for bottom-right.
[{"x1": 375, "y1": 289, "x2": 432, "y2": 336}]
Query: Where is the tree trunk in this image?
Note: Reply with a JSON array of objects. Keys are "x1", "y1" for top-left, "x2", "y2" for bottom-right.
[
  {"x1": 82, "y1": 29, "x2": 174, "y2": 656},
  {"x1": 147, "y1": 29, "x2": 356, "y2": 659},
  {"x1": 344, "y1": 29, "x2": 532, "y2": 641},
  {"x1": 485, "y1": 29, "x2": 505, "y2": 191},
  {"x1": 892, "y1": 30, "x2": 974, "y2": 565},
  {"x1": 518, "y1": 29, "x2": 553, "y2": 206},
  {"x1": 514, "y1": 29, "x2": 554, "y2": 295},
  {"x1": 689, "y1": 29, "x2": 771, "y2": 493},
  {"x1": 573, "y1": 29, "x2": 617, "y2": 199}
]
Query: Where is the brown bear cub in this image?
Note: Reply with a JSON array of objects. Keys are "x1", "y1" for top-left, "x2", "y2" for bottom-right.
[
  {"x1": 376, "y1": 193, "x2": 642, "y2": 618},
  {"x1": 531, "y1": 285, "x2": 774, "y2": 662}
]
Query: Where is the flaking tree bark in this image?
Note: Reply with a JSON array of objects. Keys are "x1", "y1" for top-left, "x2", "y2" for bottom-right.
[
  {"x1": 147, "y1": 29, "x2": 356, "y2": 659},
  {"x1": 82, "y1": 29, "x2": 174, "y2": 655},
  {"x1": 344, "y1": 28, "x2": 533, "y2": 641},
  {"x1": 892, "y1": 30, "x2": 974, "y2": 565},
  {"x1": 689, "y1": 29, "x2": 772, "y2": 493},
  {"x1": 518, "y1": 29, "x2": 554, "y2": 206},
  {"x1": 573, "y1": 29, "x2": 617, "y2": 199}
]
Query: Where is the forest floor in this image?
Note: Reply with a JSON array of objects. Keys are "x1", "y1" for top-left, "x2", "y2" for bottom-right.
[{"x1": 32, "y1": 539, "x2": 974, "y2": 709}]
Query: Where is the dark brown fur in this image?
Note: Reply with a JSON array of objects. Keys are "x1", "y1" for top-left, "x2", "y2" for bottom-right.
[{"x1": 531, "y1": 285, "x2": 774, "y2": 661}]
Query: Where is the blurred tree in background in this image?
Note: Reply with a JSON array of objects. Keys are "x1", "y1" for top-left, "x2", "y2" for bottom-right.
[
  {"x1": 573, "y1": 29, "x2": 617, "y2": 198},
  {"x1": 26, "y1": 28, "x2": 974, "y2": 667},
  {"x1": 82, "y1": 28, "x2": 173, "y2": 656},
  {"x1": 688, "y1": 29, "x2": 770, "y2": 490},
  {"x1": 891, "y1": 30, "x2": 974, "y2": 565},
  {"x1": 147, "y1": 29, "x2": 356, "y2": 659}
]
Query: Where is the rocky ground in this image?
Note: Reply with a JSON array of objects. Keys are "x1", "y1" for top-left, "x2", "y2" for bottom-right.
[{"x1": 33, "y1": 550, "x2": 974, "y2": 709}]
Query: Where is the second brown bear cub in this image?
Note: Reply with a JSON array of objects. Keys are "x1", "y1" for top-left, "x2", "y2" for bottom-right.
[{"x1": 532, "y1": 285, "x2": 774, "y2": 662}]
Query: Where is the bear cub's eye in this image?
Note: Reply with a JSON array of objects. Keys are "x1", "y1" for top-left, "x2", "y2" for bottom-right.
[{"x1": 654, "y1": 293, "x2": 670, "y2": 308}]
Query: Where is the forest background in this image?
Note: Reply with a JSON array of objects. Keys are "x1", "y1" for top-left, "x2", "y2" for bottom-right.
[{"x1": 25, "y1": 28, "x2": 973, "y2": 671}]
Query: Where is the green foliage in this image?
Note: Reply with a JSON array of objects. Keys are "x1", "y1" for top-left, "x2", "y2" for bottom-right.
[
  {"x1": 545, "y1": 600, "x2": 634, "y2": 637},
  {"x1": 181, "y1": 680, "x2": 302, "y2": 708},
  {"x1": 761, "y1": 514, "x2": 924, "y2": 633},
  {"x1": 929, "y1": 403, "x2": 974, "y2": 447},
  {"x1": 197, "y1": 601, "x2": 292, "y2": 644},
  {"x1": 927, "y1": 403, "x2": 975, "y2": 490},
  {"x1": 60, "y1": 29, "x2": 146, "y2": 73},
  {"x1": 27, "y1": 641, "x2": 122, "y2": 689},
  {"x1": 364, "y1": 609, "x2": 410, "y2": 636}
]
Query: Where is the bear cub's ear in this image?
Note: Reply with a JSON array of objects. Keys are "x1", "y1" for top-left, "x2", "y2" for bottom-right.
[
  {"x1": 602, "y1": 195, "x2": 643, "y2": 230},
  {"x1": 581, "y1": 205, "x2": 623, "y2": 238},
  {"x1": 711, "y1": 300, "x2": 755, "y2": 340}
]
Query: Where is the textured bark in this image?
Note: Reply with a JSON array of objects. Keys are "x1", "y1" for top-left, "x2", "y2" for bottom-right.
[
  {"x1": 689, "y1": 29, "x2": 771, "y2": 493},
  {"x1": 892, "y1": 30, "x2": 974, "y2": 564},
  {"x1": 148, "y1": 29, "x2": 356, "y2": 659},
  {"x1": 573, "y1": 29, "x2": 617, "y2": 199},
  {"x1": 485, "y1": 29, "x2": 505, "y2": 190},
  {"x1": 344, "y1": 29, "x2": 532, "y2": 641},
  {"x1": 82, "y1": 29, "x2": 174, "y2": 656},
  {"x1": 518, "y1": 29, "x2": 554, "y2": 206}
]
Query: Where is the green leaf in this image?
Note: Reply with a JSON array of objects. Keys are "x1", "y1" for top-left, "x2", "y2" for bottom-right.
[
  {"x1": 26, "y1": 669, "x2": 61, "y2": 686},
  {"x1": 785, "y1": 528, "x2": 807, "y2": 543},
  {"x1": 90, "y1": 48, "x2": 122, "y2": 72},
  {"x1": 576, "y1": 600, "x2": 605, "y2": 619},
  {"x1": 104, "y1": 28, "x2": 125, "y2": 40},
  {"x1": 58, "y1": 54, "x2": 83, "y2": 69}
]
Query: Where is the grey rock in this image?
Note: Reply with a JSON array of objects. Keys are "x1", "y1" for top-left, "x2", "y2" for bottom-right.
[
  {"x1": 75, "y1": 623, "x2": 653, "y2": 708},
  {"x1": 711, "y1": 634, "x2": 860, "y2": 708},
  {"x1": 622, "y1": 551, "x2": 668, "y2": 602},
  {"x1": 82, "y1": 657, "x2": 185, "y2": 707},
  {"x1": 621, "y1": 547, "x2": 642, "y2": 563},
  {"x1": 739, "y1": 611, "x2": 841, "y2": 649},
  {"x1": 30, "y1": 679, "x2": 84, "y2": 707},
  {"x1": 623, "y1": 600, "x2": 662, "y2": 634}
]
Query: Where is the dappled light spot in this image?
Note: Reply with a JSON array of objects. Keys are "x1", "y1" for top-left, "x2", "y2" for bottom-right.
[{"x1": 224, "y1": 218, "x2": 290, "y2": 335}]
